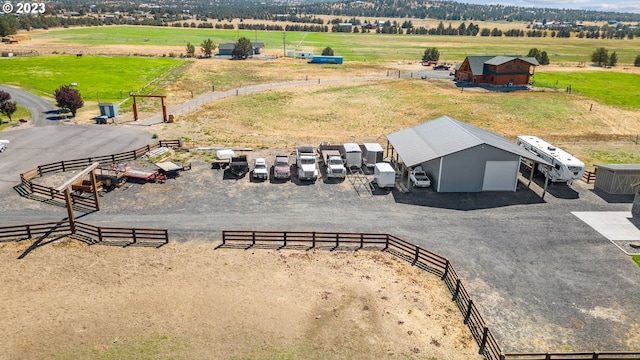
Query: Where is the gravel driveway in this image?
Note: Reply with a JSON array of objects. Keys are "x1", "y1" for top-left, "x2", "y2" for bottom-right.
[{"x1": 1, "y1": 147, "x2": 638, "y2": 353}]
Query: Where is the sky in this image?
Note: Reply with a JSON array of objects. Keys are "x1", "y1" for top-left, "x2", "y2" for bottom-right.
[{"x1": 455, "y1": 0, "x2": 640, "y2": 14}]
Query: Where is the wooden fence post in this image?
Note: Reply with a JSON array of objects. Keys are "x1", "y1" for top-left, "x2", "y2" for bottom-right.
[
  {"x1": 26, "y1": 224, "x2": 32, "y2": 239},
  {"x1": 252, "y1": 232, "x2": 256, "y2": 246},
  {"x1": 283, "y1": 231, "x2": 287, "y2": 248},
  {"x1": 592, "y1": 352, "x2": 599, "y2": 359},
  {"x1": 132, "y1": 228, "x2": 137, "y2": 244},
  {"x1": 384, "y1": 234, "x2": 389, "y2": 250},
  {"x1": 97, "y1": 227, "x2": 103, "y2": 242},
  {"x1": 335, "y1": 233, "x2": 339, "y2": 248},
  {"x1": 164, "y1": 229, "x2": 169, "y2": 245},
  {"x1": 453, "y1": 279, "x2": 461, "y2": 301},
  {"x1": 312, "y1": 231, "x2": 316, "y2": 248},
  {"x1": 499, "y1": 354, "x2": 505, "y2": 360},
  {"x1": 61, "y1": 161, "x2": 66, "y2": 172},
  {"x1": 441, "y1": 260, "x2": 450, "y2": 280},
  {"x1": 464, "y1": 299, "x2": 473, "y2": 325},
  {"x1": 413, "y1": 247, "x2": 420, "y2": 265},
  {"x1": 479, "y1": 327, "x2": 489, "y2": 354},
  {"x1": 221, "y1": 231, "x2": 226, "y2": 245},
  {"x1": 360, "y1": 233, "x2": 364, "y2": 249}
]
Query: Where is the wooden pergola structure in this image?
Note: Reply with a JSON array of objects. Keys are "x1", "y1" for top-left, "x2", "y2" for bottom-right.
[
  {"x1": 130, "y1": 94, "x2": 168, "y2": 122},
  {"x1": 55, "y1": 162, "x2": 101, "y2": 233}
]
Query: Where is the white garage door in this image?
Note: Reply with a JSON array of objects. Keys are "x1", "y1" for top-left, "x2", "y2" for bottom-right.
[{"x1": 482, "y1": 161, "x2": 518, "y2": 191}]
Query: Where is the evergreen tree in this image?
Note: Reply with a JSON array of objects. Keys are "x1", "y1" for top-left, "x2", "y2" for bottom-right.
[
  {"x1": 608, "y1": 51, "x2": 618, "y2": 66},
  {"x1": 591, "y1": 47, "x2": 608, "y2": 66}
]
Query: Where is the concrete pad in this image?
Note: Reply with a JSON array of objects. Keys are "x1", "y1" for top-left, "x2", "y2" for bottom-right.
[{"x1": 572, "y1": 211, "x2": 640, "y2": 241}]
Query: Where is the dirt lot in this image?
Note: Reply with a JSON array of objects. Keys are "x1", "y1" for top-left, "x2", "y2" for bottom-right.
[{"x1": 0, "y1": 239, "x2": 480, "y2": 360}]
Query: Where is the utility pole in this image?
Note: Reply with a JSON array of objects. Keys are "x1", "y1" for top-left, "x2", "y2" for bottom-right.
[{"x1": 282, "y1": 31, "x2": 286, "y2": 57}]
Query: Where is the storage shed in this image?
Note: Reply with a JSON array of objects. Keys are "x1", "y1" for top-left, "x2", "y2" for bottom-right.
[
  {"x1": 593, "y1": 164, "x2": 640, "y2": 195},
  {"x1": 218, "y1": 43, "x2": 235, "y2": 56},
  {"x1": 98, "y1": 103, "x2": 118, "y2": 118},
  {"x1": 386, "y1": 116, "x2": 551, "y2": 193}
]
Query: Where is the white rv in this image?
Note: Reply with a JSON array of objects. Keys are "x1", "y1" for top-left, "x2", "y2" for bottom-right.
[{"x1": 516, "y1": 135, "x2": 585, "y2": 183}]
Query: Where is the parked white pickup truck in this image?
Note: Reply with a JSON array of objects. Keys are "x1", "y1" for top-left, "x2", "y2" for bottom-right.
[
  {"x1": 410, "y1": 166, "x2": 431, "y2": 187},
  {"x1": 0, "y1": 140, "x2": 9, "y2": 153},
  {"x1": 252, "y1": 157, "x2": 268, "y2": 180}
]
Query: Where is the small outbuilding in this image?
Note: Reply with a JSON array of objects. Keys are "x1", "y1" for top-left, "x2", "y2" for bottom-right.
[
  {"x1": 386, "y1": 116, "x2": 551, "y2": 192},
  {"x1": 98, "y1": 103, "x2": 118, "y2": 118},
  {"x1": 593, "y1": 164, "x2": 640, "y2": 195},
  {"x1": 218, "y1": 43, "x2": 235, "y2": 56}
]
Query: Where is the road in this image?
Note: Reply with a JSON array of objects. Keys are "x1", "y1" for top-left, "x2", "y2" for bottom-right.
[
  {"x1": 0, "y1": 86, "x2": 152, "y2": 194},
  {"x1": 0, "y1": 85, "x2": 58, "y2": 126}
]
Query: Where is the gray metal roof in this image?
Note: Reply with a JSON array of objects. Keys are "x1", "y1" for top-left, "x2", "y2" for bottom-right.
[
  {"x1": 466, "y1": 56, "x2": 494, "y2": 76},
  {"x1": 219, "y1": 43, "x2": 234, "y2": 50},
  {"x1": 596, "y1": 164, "x2": 640, "y2": 171},
  {"x1": 386, "y1": 116, "x2": 552, "y2": 167}
]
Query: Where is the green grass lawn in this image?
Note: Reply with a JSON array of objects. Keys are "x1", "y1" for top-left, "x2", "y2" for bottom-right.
[
  {"x1": 532, "y1": 71, "x2": 640, "y2": 110},
  {"x1": 0, "y1": 105, "x2": 30, "y2": 131},
  {"x1": 35, "y1": 25, "x2": 640, "y2": 64},
  {"x1": 633, "y1": 255, "x2": 640, "y2": 268},
  {"x1": 0, "y1": 56, "x2": 185, "y2": 103}
]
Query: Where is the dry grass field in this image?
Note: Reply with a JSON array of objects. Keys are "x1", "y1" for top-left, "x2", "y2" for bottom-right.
[
  {"x1": 146, "y1": 58, "x2": 640, "y2": 169},
  {"x1": 2, "y1": 26, "x2": 640, "y2": 359},
  {"x1": 0, "y1": 239, "x2": 480, "y2": 360}
]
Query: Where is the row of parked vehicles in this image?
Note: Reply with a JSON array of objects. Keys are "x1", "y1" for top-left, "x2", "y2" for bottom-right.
[{"x1": 213, "y1": 142, "x2": 433, "y2": 188}]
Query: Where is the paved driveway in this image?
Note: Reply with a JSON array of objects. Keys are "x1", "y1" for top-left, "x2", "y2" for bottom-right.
[{"x1": 0, "y1": 86, "x2": 152, "y2": 194}]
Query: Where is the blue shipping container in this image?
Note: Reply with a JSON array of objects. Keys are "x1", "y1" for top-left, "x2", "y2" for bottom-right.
[{"x1": 308, "y1": 56, "x2": 343, "y2": 64}]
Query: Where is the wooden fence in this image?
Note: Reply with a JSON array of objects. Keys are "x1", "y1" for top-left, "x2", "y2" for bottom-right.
[
  {"x1": 20, "y1": 139, "x2": 181, "y2": 181},
  {"x1": 18, "y1": 140, "x2": 182, "y2": 211},
  {"x1": 221, "y1": 230, "x2": 503, "y2": 360},
  {"x1": 0, "y1": 221, "x2": 71, "y2": 241},
  {"x1": 502, "y1": 352, "x2": 640, "y2": 360},
  {"x1": 583, "y1": 170, "x2": 596, "y2": 184},
  {"x1": 0, "y1": 221, "x2": 168, "y2": 247},
  {"x1": 221, "y1": 230, "x2": 640, "y2": 360}
]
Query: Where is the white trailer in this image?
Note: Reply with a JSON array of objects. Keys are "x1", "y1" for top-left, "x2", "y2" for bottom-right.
[
  {"x1": 516, "y1": 135, "x2": 585, "y2": 183},
  {"x1": 374, "y1": 162, "x2": 396, "y2": 188},
  {"x1": 342, "y1": 143, "x2": 362, "y2": 168},
  {"x1": 361, "y1": 143, "x2": 384, "y2": 167}
]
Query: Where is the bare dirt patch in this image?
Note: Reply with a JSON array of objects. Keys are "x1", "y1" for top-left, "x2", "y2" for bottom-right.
[{"x1": 0, "y1": 239, "x2": 480, "y2": 360}]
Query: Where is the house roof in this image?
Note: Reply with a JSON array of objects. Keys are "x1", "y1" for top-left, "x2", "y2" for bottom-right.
[
  {"x1": 253, "y1": 42, "x2": 264, "y2": 48},
  {"x1": 465, "y1": 56, "x2": 539, "y2": 76},
  {"x1": 386, "y1": 116, "x2": 552, "y2": 167},
  {"x1": 218, "y1": 43, "x2": 234, "y2": 50}
]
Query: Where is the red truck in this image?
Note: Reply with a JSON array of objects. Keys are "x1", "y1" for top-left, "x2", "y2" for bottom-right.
[{"x1": 273, "y1": 155, "x2": 291, "y2": 180}]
